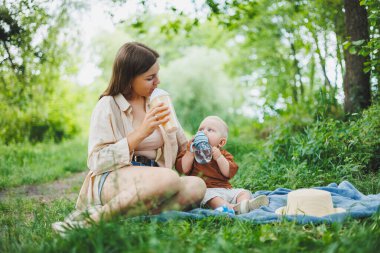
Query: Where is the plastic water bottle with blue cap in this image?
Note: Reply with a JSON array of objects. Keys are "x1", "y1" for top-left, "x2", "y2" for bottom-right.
[{"x1": 190, "y1": 131, "x2": 212, "y2": 164}]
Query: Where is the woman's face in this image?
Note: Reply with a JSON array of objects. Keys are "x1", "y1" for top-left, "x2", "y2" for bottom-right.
[{"x1": 131, "y1": 61, "x2": 160, "y2": 98}]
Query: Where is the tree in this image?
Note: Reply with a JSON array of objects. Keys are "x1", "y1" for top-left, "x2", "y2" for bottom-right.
[
  {"x1": 202, "y1": 1, "x2": 345, "y2": 113},
  {"x1": 0, "y1": 0, "x2": 83, "y2": 143},
  {"x1": 343, "y1": 0, "x2": 371, "y2": 113}
]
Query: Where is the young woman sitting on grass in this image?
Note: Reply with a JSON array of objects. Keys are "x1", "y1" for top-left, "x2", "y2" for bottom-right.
[{"x1": 53, "y1": 42, "x2": 206, "y2": 232}]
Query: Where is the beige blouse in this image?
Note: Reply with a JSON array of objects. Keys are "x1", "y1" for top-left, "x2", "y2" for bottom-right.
[
  {"x1": 75, "y1": 93, "x2": 187, "y2": 210},
  {"x1": 135, "y1": 128, "x2": 164, "y2": 159}
]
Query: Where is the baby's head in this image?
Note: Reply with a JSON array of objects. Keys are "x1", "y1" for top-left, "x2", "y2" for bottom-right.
[{"x1": 198, "y1": 116, "x2": 228, "y2": 148}]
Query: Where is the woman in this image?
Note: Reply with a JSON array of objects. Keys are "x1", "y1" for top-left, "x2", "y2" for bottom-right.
[{"x1": 54, "y1": 42, "x2": 206, "y2": 230}]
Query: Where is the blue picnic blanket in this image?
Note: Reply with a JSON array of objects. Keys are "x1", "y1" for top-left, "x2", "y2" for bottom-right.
[{"x1": 142, "y1": 181, "x2": 380, "y2": 224}]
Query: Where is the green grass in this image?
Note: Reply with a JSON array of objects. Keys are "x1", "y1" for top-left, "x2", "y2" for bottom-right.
[
  {"x1": 0, "y1": 138, "x2": 87, "y2": 189},
  {"x1": 1, "y1": 196, "x2": 380, "y2": 253},
  {"x1": 229, "y1": 103, "x2": 380, "y2": 193},
  {"x1": 1, "y1": 104, "x2": 380, "y2": 252},
  {"x1": 60, "y1": 215, "x2": 379, "y2": 253},
  {"x1": 0, "y1": 197, "x2": 73, "y2": 253}
]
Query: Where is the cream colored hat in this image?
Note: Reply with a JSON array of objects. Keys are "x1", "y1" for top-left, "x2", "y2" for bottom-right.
[{"x1": 275, "y1": 188, "x2": 346, "y2": 217}]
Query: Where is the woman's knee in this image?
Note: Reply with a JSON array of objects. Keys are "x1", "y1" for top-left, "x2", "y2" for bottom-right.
[
  {"x1": 155, "y1": 168, "x2": 181, "y2": 194},
  {"x1": 182, "y1": 176, "x2": 206, "y2": 200},
  {"x1": 101, "y1": 167, "x2": 180, "y2": 203}
]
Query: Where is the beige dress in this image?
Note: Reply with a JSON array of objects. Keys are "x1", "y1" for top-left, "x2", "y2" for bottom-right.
[{"x1": 75, "y1": 93, "x2": 187, "y2": 211}]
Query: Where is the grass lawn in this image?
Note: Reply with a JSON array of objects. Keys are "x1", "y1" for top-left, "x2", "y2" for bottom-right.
[
  {"x1": 1, "y1": 195, "x2": 380, "y2": 253},
  {"x1": 0, "y1": 136, "x2": 380, "y2": 252},
  {"x1": 0, "y1": 138, "x2": 87, "y2": 190}
]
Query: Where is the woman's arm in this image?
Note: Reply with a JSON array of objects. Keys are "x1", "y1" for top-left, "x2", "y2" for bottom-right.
[
  {"x1": 135, "y1": 102, "x2": 170, "y2": 141},
  {"x1": 127, "y1": 102, "x2": 170, "y2": 150},
  {"x1": 88, "y1": 98, "x2": 169, "y2": 175},
  {"x1": 87, "y1": 102, "x2": 133, "y2": 175}
]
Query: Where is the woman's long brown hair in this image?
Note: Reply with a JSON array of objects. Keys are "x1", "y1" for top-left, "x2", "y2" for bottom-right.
[{"x1": 100, "y1": 42, "x2": 159, "y2": 100}]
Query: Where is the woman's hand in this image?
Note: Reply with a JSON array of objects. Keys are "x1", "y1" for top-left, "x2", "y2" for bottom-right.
[{"x1": 138, "y1": 102, "x2": 170, "y2": 138}]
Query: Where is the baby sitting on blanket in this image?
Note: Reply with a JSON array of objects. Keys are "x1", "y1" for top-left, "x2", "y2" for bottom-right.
[{"x1": 175, "y1": 115, "x2": 269, "y2": 214}]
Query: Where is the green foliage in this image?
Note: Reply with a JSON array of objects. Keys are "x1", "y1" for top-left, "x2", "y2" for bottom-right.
[
  {"x1": 232, "y1": 103, "x2": 380, "y2": 191},
  {"x1": 360, "y1": 0, "x2": 380, "y2": 96},
  {"x1": 0, "y1": 1, "x2": 86, "y2": 144},
  {"x1": 0, "y1": 138, "x2": 87, "y2": 189},
  {"x1": 93, "y1": 15, "x2": 232, "y2": 75},
  {"x1": 203, "y1": 0, "x2": 346, "y2": 111},
  {"x1": 120, "y1": 10, "x2": 233, "y2": 59},
  {"x1": 0, "y1": 81, "x2": 88, "y2": 144}
]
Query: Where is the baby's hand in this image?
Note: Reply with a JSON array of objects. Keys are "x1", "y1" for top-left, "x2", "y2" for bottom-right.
[{"x1": 212, "y1": 147, "x2": 222, "y2": 160}]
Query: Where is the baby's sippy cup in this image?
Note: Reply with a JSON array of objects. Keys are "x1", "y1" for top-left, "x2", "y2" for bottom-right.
[{"x1": 190, "y1": 131, "x2": 212, "y2": 164}]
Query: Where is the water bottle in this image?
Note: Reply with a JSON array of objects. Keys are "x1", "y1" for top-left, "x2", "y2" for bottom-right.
[
  {"x1": 150, "y1": 88, "x2": 178, "y2": 133},
  {"x1": 190, "y1": 131, "x2": 212, "y2": 164}
]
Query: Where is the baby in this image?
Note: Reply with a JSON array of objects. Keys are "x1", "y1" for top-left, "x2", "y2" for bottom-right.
[{"x1": 175, "y1": 116, "x2": 269, "y2": 214}]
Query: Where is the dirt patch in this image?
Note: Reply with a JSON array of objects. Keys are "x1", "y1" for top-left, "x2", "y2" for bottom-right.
[{"x1": 0, "y1": 171, "x2": 87, "y2": 202}]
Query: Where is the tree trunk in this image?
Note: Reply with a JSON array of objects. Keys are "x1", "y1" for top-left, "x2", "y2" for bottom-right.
[{"x1": 343, "y1": 0, "x2": 371, "y2": 113}]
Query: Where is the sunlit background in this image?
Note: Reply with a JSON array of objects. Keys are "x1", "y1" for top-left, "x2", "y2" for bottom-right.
[{"x1": 1, "y1": 0, "x2": 378, "y2": 142}]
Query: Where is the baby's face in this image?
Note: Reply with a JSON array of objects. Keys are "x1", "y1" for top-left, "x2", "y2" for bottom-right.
[{"x1": 198, "y1": 118, "x2": 225, "y2": 147}]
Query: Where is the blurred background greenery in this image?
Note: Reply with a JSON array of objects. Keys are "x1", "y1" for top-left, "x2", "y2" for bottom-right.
[
  {"x1": 1, "y1": 0, "x2": 378, "y2": 144},
  {"x1": 1, "y1": 0, "x2": 379, "y2": 188}
]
